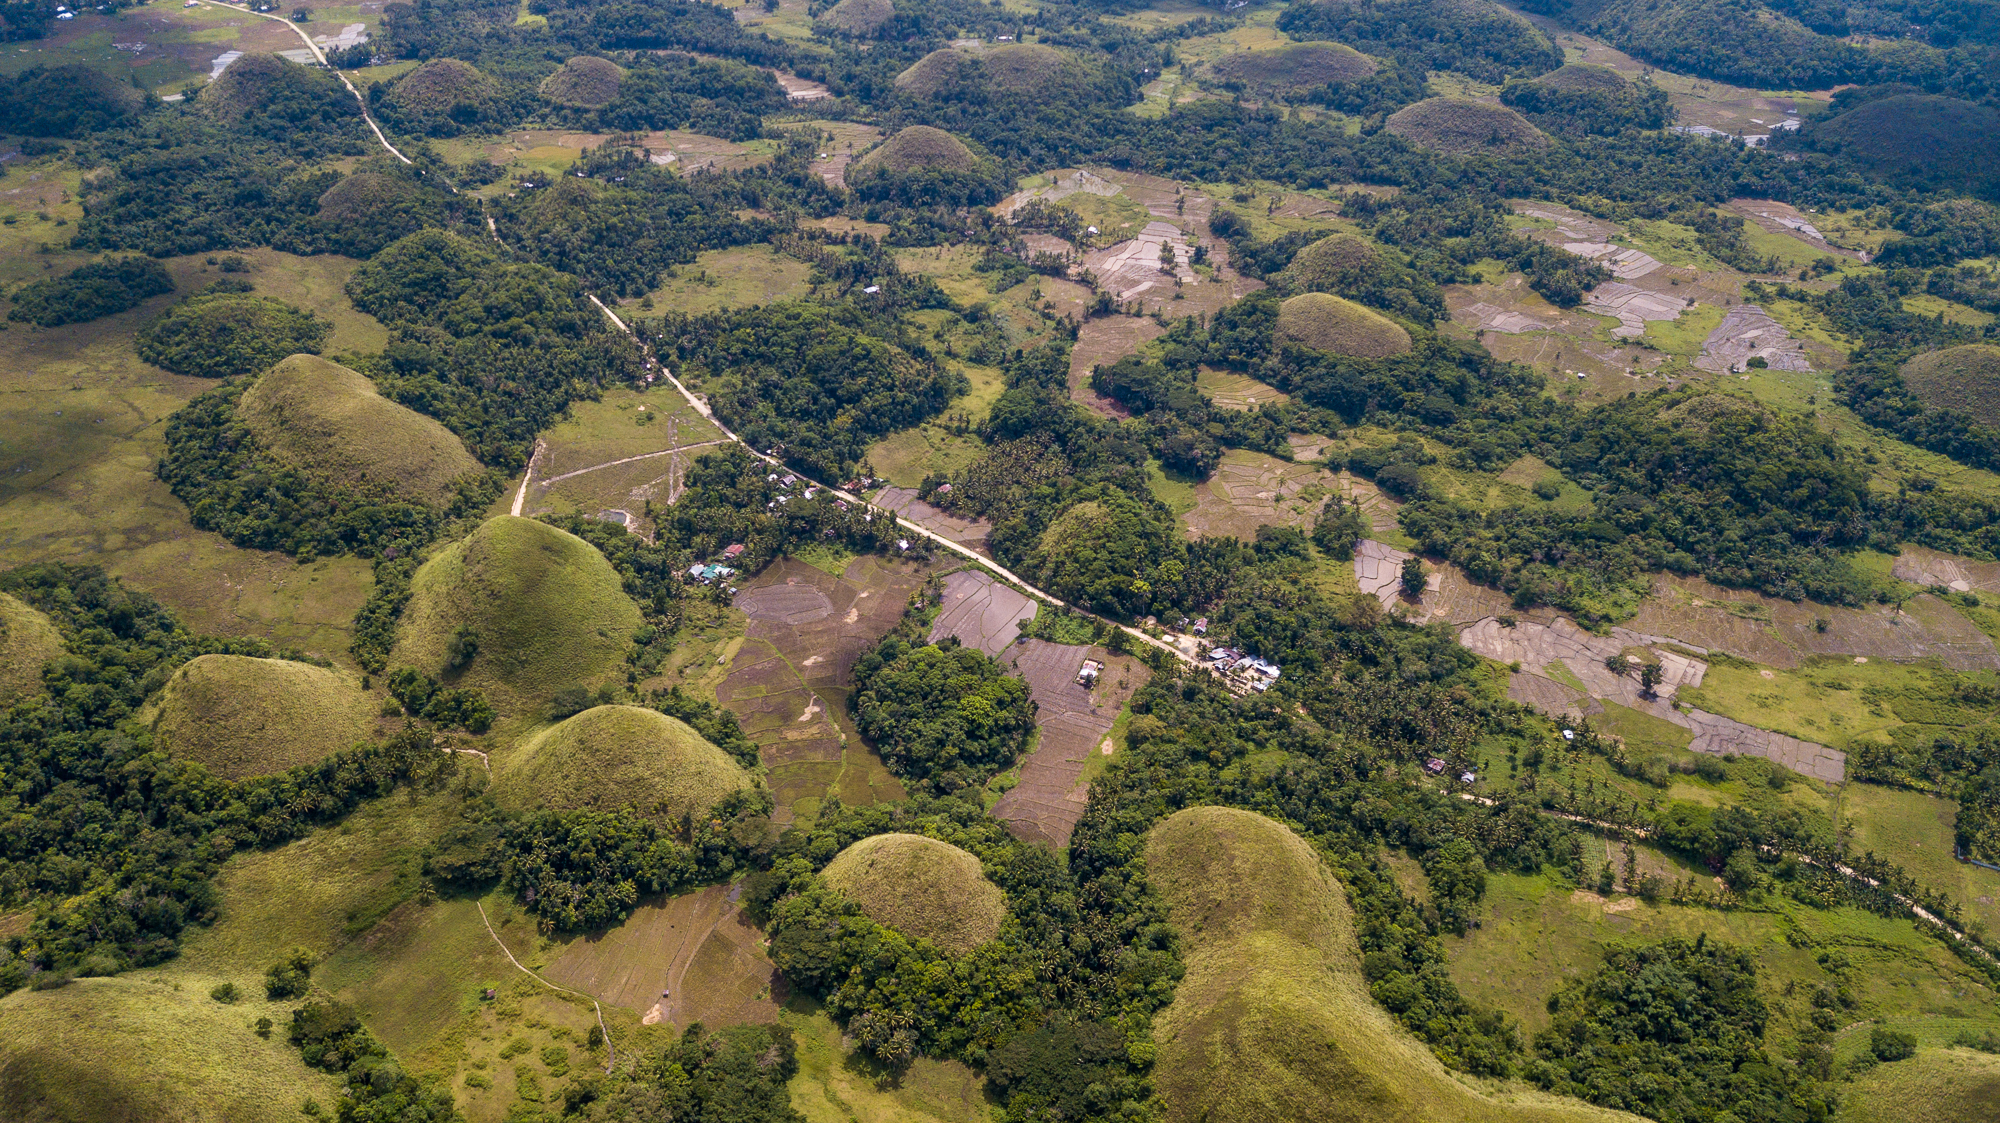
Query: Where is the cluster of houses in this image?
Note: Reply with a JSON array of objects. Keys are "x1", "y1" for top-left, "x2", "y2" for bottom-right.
[
  {"x1": 1204, "y1": 647, "x2": 1280, "y2": 692},
  {"x1": 1424, "y1": 758, "x2": 1479, "y2": 785},
  {"x1": 686, "y1": 543, "x2": 745, "y2": 585}
]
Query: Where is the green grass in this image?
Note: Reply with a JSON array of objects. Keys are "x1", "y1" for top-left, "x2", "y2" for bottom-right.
[
  {"x1": 1146, "y1": 806, "x2": 1640, "y2": 1123},
  {"x1": 822, "y1": 833, "x2": 1007, "y2": 956},
  {"x1": 1838, "y1": 782, "x2": 2000, "y2": 943},
  {"x1": 1676, "y1": 655, "x2": 1952, "y2": 755},
  {"x1": 1146, "y1": 459, "x2": 1201, "y2": 517},
  {"x1": 392, "y1": 516, "x2": 641, "y2": 711},
  {"x1": 1900, "y1": 345, "x2": 2000, "y2": 427},
  {"x1": 1385, "y1": 98, "x2": 1549, "y2": 156},
  {"x1": 1640, "y1": 299, "x2": 1725, "y2": 359},
  {"x1": 789, "y1": 542, "x2": 859, "y2": 578},
  {"x1": 1837, "y1": 1043, "x2": 2000, "y2": 1122},
  {"x1": 152, "y1": 653, "x2": 378, "y2": 780},
  {"x1": 0, "y1": 975, "x2": 341, "y2": 1123},
  {"x1": 240, "y1": 354, "x2": 482, "y2": 505},
  {"x1": 492, "y1": 705, "x2": 751, "y2": 823},
  {"x1": 1275, "y1": 293, "x2": 1412, "y2": 358},
  {"x1": 1056, "y1": 190, "x2": 1155, "y2": 241},
  {"x1": 632, "y1": 245, "x2": 814, "y2": 314},
  {"x1": 856, "y1": 126, "x2": 977, "y2": 174},
  {"x1": 1591, "y1": 699, "x2": 1695, "y2": 757},
  {"x1": 782, "y1": 997, "x2": 992, "y2": 1123},
  {"x1": 0, "y1": 591, "x2": 62, "y2": 702},
  {"x1": 1902, "y1": 294, "x2": 1995, "y2": 329},
  {"x1": 895, "y1": 47, "x2": 977, "y2": 96}
]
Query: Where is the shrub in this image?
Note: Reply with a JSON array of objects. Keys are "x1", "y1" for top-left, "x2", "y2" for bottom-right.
[
  {"x1": 264, "y1": 947, "x2": 314, "y2": 999},
  {"x1": 1870, "y1": 1026, "x2": 1918, "y2": 1062}
]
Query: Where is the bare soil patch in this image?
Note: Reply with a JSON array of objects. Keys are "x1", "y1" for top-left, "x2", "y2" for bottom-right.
[
  {"x1": 1629, "y1": 576, "x2": 2000, "y2": 672},
  {"x1": 543, "y1": 883, "x2": 779, "y2": 1028},
  {"x1": 1694, "y1": 305, "x2": 1813, "y2": 374},
  {"x1": 1182, "y1": 450, "x2": 1339, "y2": 541},
  {"x1": 1893, "y1": 545, "x2": 2000, "y2": 594},
  {"x1": 875, "y1": 486, "x2": 993, "y2": 553},
  {"x1": 991, "y1": 639, "x2": 1148, "y2": 848},
  {"x1": 927, "y1": 569, "x2": 1037, "y2": 656},
  {"x1": 1069, "y1": 315, "x2": 1162, "y2": 416},
  {"x1": 794, "y1": 121, "x2": 881, "y2": 187}
]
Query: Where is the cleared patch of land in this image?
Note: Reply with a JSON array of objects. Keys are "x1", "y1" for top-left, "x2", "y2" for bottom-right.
[
  {"x1": 543, "y1": 882, "x2": 779, "y2": 1028},
  {"x1": 989, "y1": 638, "x2": 1146, "y2": 848},
  {"x1": 1182, "y1": 450, "x2": 1338, "y2": 541},
  {"x1": 628, "y1": 245, "x2": 814, "y2": 314},
  {"x1": 927, "y1": 569, "x2": 1037, "y2": 656}
]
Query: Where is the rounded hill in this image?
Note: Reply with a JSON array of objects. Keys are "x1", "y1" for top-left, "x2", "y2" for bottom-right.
[
  {"x1": 491, "y1": 705, "x2": 750, "y2": 822},
  {"x1": 854, "y1": 125, "x2": 977, "y2": 174},
  {"x1": 1146, "y1": 806, "x2": 1640, "y2": 1123},
  {"x1": 894, "y1": 48, "x2": 978, "y2": 96},
  {"x1": 980, "y1": 43, "x2": 1076, "y2": 93},
  {"x1": 895, "y1": 43, "x2": 1080, "y2": 98},
  {"x1": 0, "y1": 975, "x2": 336, "y2": 1123},
  {"x1": 1816, "y1": 95, "x2": 2000, "y2": 193},
  {"x1": 8, "y1": 65, "x2": 144, "y2": 137},
  {"x1": 203, "y1": 54, "x2": 311, "y2": 122},
  {"x1": 822, "y1": 833, "x2": 1007, "y2": 956},
  {"x1": 387, "y1": 57, "x2": 502, "y2": 116},
  {"x1": 239, "y1": 354, "x2": 482, "y2": 505},
  {"x1": 136, "y1": 293, "x2": 331, "y2": 379},
  {"x1": 1386, "y1": 97, "x2": 1549, "y2": 156},
  {"x1": 1901, "y1": 345, "x2": 2000, "y2": 428},
  {"x1": 1275, "y1": 293, "x2": 1411, "y2": 358},
  {"x1": 153, "y1": 654, "x2": 375, "y2": 780},
  {"x1": 0, "y1": 592, "x2": 62, "y2": 703},
  {"x1": 1282, "y1": 233, "x2": 1383, "y2": 295},
  {"x1": 1532, "y1": 62, "x2": 1626, "y2": 91},
  {"x1": 820, "y1": 0, "x2": 894, "y2": 34},
  {"x1": 391, "y1": 516, "x2": 640, "y2": 707},
  {"x1": 541, "y1": 56, "x2": 624, "y2": 108},
  {"x1": 318, "y1": 172, "x2": 423, "y2": 223},
  {"x1": 1209, "y1": 42, "x2": 1376, "y2": 95}
]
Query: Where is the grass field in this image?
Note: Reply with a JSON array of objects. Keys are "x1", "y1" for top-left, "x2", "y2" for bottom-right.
[
  {"x1": 1837, "y1": 1043, "x2": 2000, "y2": 1122},
  {"x1": 1386, "y1": 98, "x2": 1549, "y2": 156},
  {"x1": 630, "y1": 245, "x2": 814, "y2": 313},
  {"x1": 1275, "y1": 292, "x2": 1411, "y2": 357},
  {"x1": 153, "y1": 653, "x2": 379, "y2": 780},
  {"x1": 392, "y1": 516, "x2": 641, "y2": 712},
  {"x1": 1838, "y1": 783, "x2": 2000, "y2": 942},
  {"x1": 0, "y1": 975, "x2": 341, "y2": 1123},
  {"x1": 1676, "y1": 655, "x2": 1953, "y2": 755},
  {"x1": 241, "y1": 354, "x2": 481, "y2": 505},
  {"x1": 822, "y1": 833, "x2": 1007, "y2": 955},
  {"x1": 783, "y1": 998, "x2": 993, "y2": 1123},
  {"x1": 0, "y1": 590, "x2": 61, "y2": 701},
  {"x1": 1146, "y1": 806, "x2": 1639, "y2": 1123},
  {"x1": 491, "y1": 705, "x2": 752, "y2": 822}
]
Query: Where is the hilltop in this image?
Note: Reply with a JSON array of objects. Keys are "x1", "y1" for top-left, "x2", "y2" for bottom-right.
[
  {"x1": 151, "y1": 654, "x2": 377, "y2": 781},
  {"x1": 0, "y1": 592, "x2": 61, "y2": 703},
  {"x1": 1386, "y1": 97, "x2": 1549, "y2": 155},
  {"x1": 854, "y1": 126, "x2": 978, "y2": 174},
  {"x1": 1275, "y1": 293, "x2": 1413, "y2": 357},
  {"x1": 238, "y1": 354, "x2": 482, "y2": 505},
  {"x1": 541, "y1": 56, "x2": 624, "y2": 109},
  {"x1": 1209, "y1": 42, "x2": 1377, "y2": 96},
  {"x1": 820, "y1": 0, "x2": 894, "y2": 34},
  {"x1": 822, "y1": 833, "x2": 1008, "y2": 955},
  {"x1": 491, "y1": 705, "x2": 751, "y2": 822},
  {"x1": 1901, "y1": 345, "x2": 2000, "y2": 428}
]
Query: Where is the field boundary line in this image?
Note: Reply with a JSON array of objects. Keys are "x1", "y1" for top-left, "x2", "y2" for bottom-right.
[{"x1": 474, "y1": 900, "x2": 618, "y2": 1073}]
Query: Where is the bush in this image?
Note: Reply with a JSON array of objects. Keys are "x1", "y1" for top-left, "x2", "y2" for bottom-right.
[
  {"x1": 263, "y1": 947, "x2": 314, "y2": 999},
  {"x1": 209, "y1": 981, "x2": 239, "y2": 1004},
  {"x1": 1870, "y1": 1026, "x2": 1918, "y2": 1062},
  {"x1": 8, "y1": 256, "x2": 173, "y2": 327}
]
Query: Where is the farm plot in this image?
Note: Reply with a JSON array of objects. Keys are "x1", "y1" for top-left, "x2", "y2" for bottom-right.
[
  {"x1": 875, "y1": 487, "x2": 993, "y2": 554},
  {"x1": 1069, "y1": 315, "x2": 1161, "y2": 416},
  {"x1": 1629, "y1": 576, "x2": 2000, "y2": 672},
  {"x1": 796, "y1": 121, "x2": 882, "y2": 188},
  {"x1": 720, "y1": 556, "x2": 927, "y2": 823},
  {"x1": 990, "y1": 640, "x2": 1147, "y2": 848},
  {"x1": 1181, "y1": 450, "x2": 1339, "y2": 541},
  {"x1": 1894, "y1": 545, "x2": 2000, "y2": 593},
  {"x1": 542, "y1": 883, "x2": 779, "y2": 1028},
  {"x1": 1694, "y1": 304, "x2": 1814, "y2": 373},
  {"x1": 1458, "y1": 614, "x2": 1847, "y2": 782},
  {"x1": 928, "y1": 569, "x2": 1038, "y2": 657},
  {"x1": 1196, "y1": 366, "x2": 1290, "y2": 411},
  {"x1": 511, "y1": 389, "x2": 729, "y2": 536}
]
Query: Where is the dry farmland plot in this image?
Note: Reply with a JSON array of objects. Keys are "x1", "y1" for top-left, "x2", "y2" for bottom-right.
[
  {"x1": 1069, "y1": 314, "x2": 1162, "y2": 416},
  {"x1": 630, "y1": 245, "x2": 814, "y2": 314},
  {"x1": 794, "y1": 121, "x2": 883, "y2": 188},
  {"x1": 1182, "y1": 450, "x2": 1341, "y2": 541},
  {"x1": 512, "y1": 387, "x2": 729, "y2": 535},
  {"x1": 990, "y1": 639, "x2": 1147, "y2": 848},
  {"x1": 875, "y1": 487, "x2": 994, "y2": 553},
  {"x1": 1630, "y1": 576, "x2": 2000, "y2": 672},
  {"x1": 720, "y1": 556, "x2": 927, "y2": 823},
  {"x1": 543, "y1": 883, "x2": 779, "y2": 1028},
  {"x1": 927, "y1": 569, "x2": 1038, "y2": 656},
  {"x1": 1196, "y1": 366, "x2": 1290, "y2": 410},
  {"x1": 0, "y1": 251, "x2": 381, "y2": 659}
]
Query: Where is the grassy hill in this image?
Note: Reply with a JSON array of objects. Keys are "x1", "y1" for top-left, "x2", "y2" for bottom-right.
[
  {"x1": 391, "y1": 516, "x2": 640, "y2": 709},
  {"x1": 202, "y1": 53, "x2": 305, "y2": 123},
  {"x1": 491, "y1": 705, "x2": 751, "y2": 822},
  {"x1": 540, "y1": 56, "x2": 624, "y2": 108},
  {"x1": 1900, "y1": 345, "x2": 2000, "y2": 427},
  {"x1": 4, "y1": 64, "x2": 144, "y2": 138},
  {"x1": 1531, "y1": 63, "x2": 1626, "y2": 91},
  {"x1": 1146, "y1": 806, "x2": 1641, "y2": 1123},
  {"x1": 1386, "y1": 97, "x2": 1549, "y2": 156},
  {"x1": 317, "y1": 173, "x2": 424, "y2": 224},
  {"x1": 822, "y1": 833, "x2": 1007, "y2": 956},
  {"x1": 1275, "y1": 293, "x2": 1412, "y2": 358},
  {"x1": 1209, "y1": 42, "x2": 1377, "y2": 96},
  {"x1": 1838, "y1": 1045, "x2": 2000, "y2": 1123},
  {"x1": 854, "y1": 126, "x2": 978, "y2": 174},
  {"x1": 894, "y1": 48, "x2": 978, "y2": 96},
  {"x1": 0, "y1": 976, "x2": 337, "y2": 1123},
  {"x1": 238, "y1": 354, "x2": 482, "y2": 505},
  {"x1": 387, "y1": 57, "x2": 502, "y2": 117},
  {"x1": 0, "y1": 592, "x2": 61, "y2": 703},
  {"x1": 152, "y1": 654, "x2": 377, "y2": 781},
  {"x1": 1282, "y1": 234, "x2": 1383, "y2": 295},
  {"x1": 895, "y1": 44, "x2": 1078, "y2": 97},
  {"x1": 820, "y1": 0, "x2": 894, "y2": 34}
]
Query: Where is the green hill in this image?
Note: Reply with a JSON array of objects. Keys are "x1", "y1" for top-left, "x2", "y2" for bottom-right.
[
  {"x1": 1146, "y1": 806, "x2": 1641, "y2": 1123},
  {"x1": 1838, "y1": 1043, "x2": 2000, "y2": 1123},
  {"x1": 1275, "y1": 293, "x2": 1412, "y2": 358},
  {"x1": 0, "y1": 976, "x2": 337, "y2": 1123},
  {"x1": 202, "y1": 53, "x2": 304, "y2": 123},
  {"x1": 152, "y1": 654, "x2": 376, "y2": 781},
  {"x1": 540, "y1": 56, "x2": 624, "y2": 108},
  {"x1": 854, "y1": 126, "x2": 978, "y2": 174},
  {"x1": 238, "y1": 354, "x2": 482, "y2": 505},
  {"x1": 980, "y1": 43, "x2": 1078, "y2": 93},
  {"x1": 821, "y1": 833, "x2": 1007, "y2": 956},
  {"x1": 1901, "y1": 345, "x2": 2000, "y2": 428},
  {"x1": 1282, "y1": 234, "x2": 1384, "y2": 295},
  {"x1": 0, "y1": 592, "x2": 62, "y2": 703},
  {"x1": 391, "y1": 516, "x2": 640, "y2": 708},
  {"x1": 387, "y1": 57, "x2": 502, "y2": 118},
  {"x1": 894, "y1": 47, "x2": 982, "y2": 96},
  {"x1": 1532, "y1": 63, "x2": 1626, "y2": 91},
  {"x1": 491, "y1": 705, "x2": 751, "y2": 822},
  {"x1": 1209, "y1": 42, "x2": 1377, "y2": 96},
  {"x1": 1815, "y1": 95, "x2": 2000, "y2": 194},
  {"x1": 2, "y1": 65, "x2": 144, "y2": 138},
  {"x1": 1386, "y1": 97, "x2": 1549, "y2": 156},
  {"x1": 820, "y1": 0, "x2": 894, "y2": 34},
  {"x1": 136, "y1": 292, "x2": 331, "y2": 379}
]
